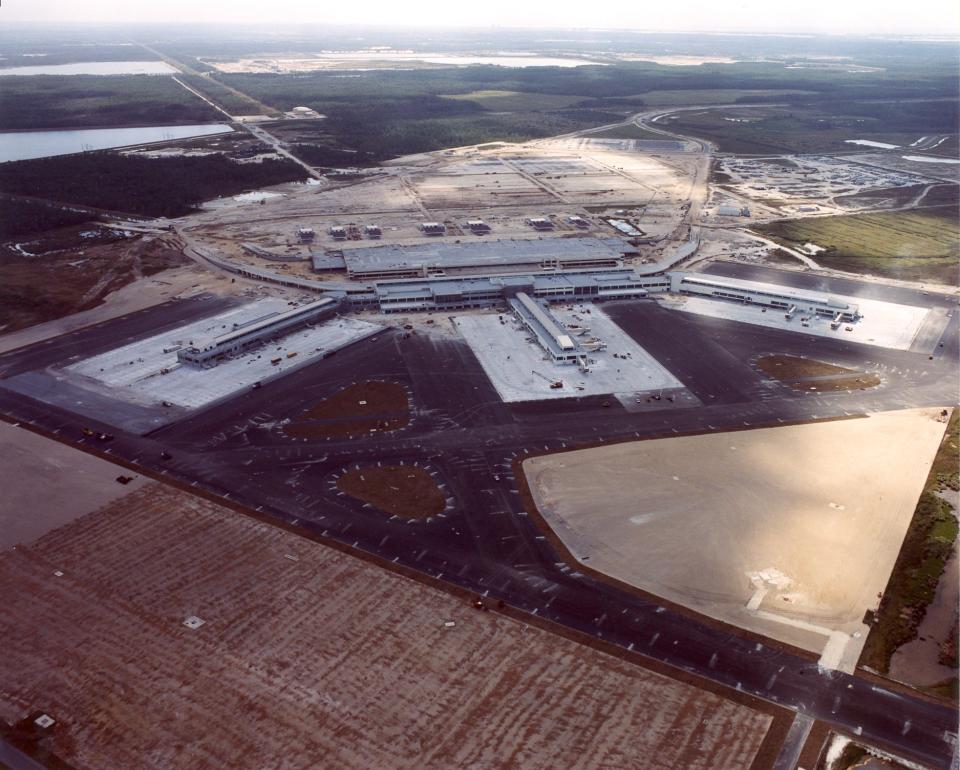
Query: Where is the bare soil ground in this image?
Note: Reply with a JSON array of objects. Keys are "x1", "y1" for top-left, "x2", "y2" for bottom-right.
[
  {"x1": 523, "y1": 409, "x2": 949, "y2": 669},
  {"x1": 790, "y1": 374, "x2": 883, "y2": 393},
  {"x1": 283, "y1": 380, "x2": 410, "y2": 439},
  {"x1": 0, "y1": 483, "x2": 776, "y2": 770},
  {"x1": 0, "y1": 230, "x2": 190, "y2": 334},
  {"x1": 0, "y1": 264, "x2": 247, "y2": 357},
  {"x1": 756, "y1": 355, "x2": 881, "y2": 392},
  {"x1": 756, "y1": 354, "x2": 857, "y2": 379},
  {"x1": 0, "y1": 422, "x2": 148, "y2": 550},
  {"x1": 336, "y1": 465, "x2": 445, "y2": 518}
]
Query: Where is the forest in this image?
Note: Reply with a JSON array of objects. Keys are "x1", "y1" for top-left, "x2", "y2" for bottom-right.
[{"x1": 0, "y1": 152, "x2": 306, "y2": 217}]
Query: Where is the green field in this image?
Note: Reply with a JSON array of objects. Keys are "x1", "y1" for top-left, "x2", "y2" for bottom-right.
[
  {"x1": 631, "y1": 88, "x2": 818, "y2": 106},
  {"x1": 441, "y1": 90, "x2": 587, "y2": 111},
  {"x1": 664, "y1": 100, "x2": 960, "y2": 154},
  {"x1": 757, "y1": 207, "x2": 960, "y2": 283}
]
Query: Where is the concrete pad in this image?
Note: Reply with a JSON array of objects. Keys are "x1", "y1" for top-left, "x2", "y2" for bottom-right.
[
  {"x1": 523, "y1": 409, "x2": 949, "y2": 668},
  {"x1": 0, "y1": 422, "x2": 147, "y2": 550},
  {"x1": 65, "y1": 300, "x2": 384, "y2": 409},
  {"x1": 454, "y1": 304, "x2": 682, "y2": 402},
  {"x1": 663, "y1": 291, "x2": 932, "y2": 352}
]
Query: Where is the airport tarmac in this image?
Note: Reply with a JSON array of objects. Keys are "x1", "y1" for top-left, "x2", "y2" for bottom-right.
[
  {"x1": 453, "y1": 304, "x2": 681, "y2": 402},
  {"x1": 662, "y1": 292, "x2": 937, "y2": 352},
  {"x1": 0, "y1": 269, "x2": 957, "y2": 767}
]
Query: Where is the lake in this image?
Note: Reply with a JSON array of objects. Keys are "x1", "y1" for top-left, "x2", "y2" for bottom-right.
[
  {"x1": 0, "y1": 61, "x2": 177, "y2": 77},
  {"x1": 0, "y1": 124, "x2": 233, "y2": 163}
]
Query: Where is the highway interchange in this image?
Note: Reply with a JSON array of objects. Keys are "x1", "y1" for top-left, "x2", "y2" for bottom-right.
[{"x1": 0, "y1": 263, "x2": 957, "y2": 768}]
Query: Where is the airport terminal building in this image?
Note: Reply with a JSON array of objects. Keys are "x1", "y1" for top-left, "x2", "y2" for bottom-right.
[
  {"x1": 177, "y1": 297, "x2": 341, "y2": 367},
  {"x1": 360, "y1": 268, "x2": 663, "y2": 313},
  {"x1": 670, "y1": 274, "x2": 860, "y2": 321},
  {"x1": 317, "y1": 237, "x2": 638, "y2": 280}
]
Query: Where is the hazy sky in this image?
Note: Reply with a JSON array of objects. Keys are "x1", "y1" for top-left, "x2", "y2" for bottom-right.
[{"x1": 3, "y1": 0, "x2": 959, "y2": 36}]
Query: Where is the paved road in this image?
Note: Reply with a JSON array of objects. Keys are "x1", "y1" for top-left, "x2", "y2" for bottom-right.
[{"x1": 0, "y1": 273, "x2": 957, "y2": 768}]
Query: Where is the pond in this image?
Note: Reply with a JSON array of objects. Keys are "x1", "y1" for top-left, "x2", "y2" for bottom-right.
[
  {"x1": 0, "y1": 124, "x2": 233, "y2": 163},
  {"x1": 0, "y1": 61, "x2": 177, "y2": 76}
]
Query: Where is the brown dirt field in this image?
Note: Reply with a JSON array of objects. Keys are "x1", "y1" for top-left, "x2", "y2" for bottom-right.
[
  {"x1": 790, "y1": 374, "x2": 883, "y2": 392},
  {"x1": 756, "y1": 354, "x2": 856, "y2": 379},
  {"x1": 284, "y1": 416, "x2": 407, "y2": 439},
  {"x1": 0, "y1": 483, "x2": 777, "y2": 770},
  {"x1": 757, "y1": 355, "x2": 881, "y2": 393},
  {"x1": 0, "y1": 231, "x2": 189, "y2": 334},
  {"x1": 336, "y1": 465, "x2": 445, "y2": 518},
  {"x1": 797, "y1": 721, "x2": 831, "y2": 769},
  {"x1": 283, "y1": 380, "x2": 410, "y2": 439}
]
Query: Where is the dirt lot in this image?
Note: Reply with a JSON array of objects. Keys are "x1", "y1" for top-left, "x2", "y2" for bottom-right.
[
  {"x1": 756, "y1": 355, "x2": 857, "y2": 379},
  {"x1": 0, "y1": 229, "x2": 191, "y2": 334},
  {"x1": 0, "y1": 422, "x2": 148, "y2": 549},
  {"x1": 336, "y1": 465, "x2": 446, "y2": 518},
  {"x1": 0, "y1": 483, "x2": 776, "y2": 770},
  {"x1": 755, "y1": 355, "x2": 882, "y2": 392},
  {"x1": 523, "y1": 409, "x2": 949, "y2": 671},
  {"x1": 283, "y1": 380, "x2": 410, "y2": 439}
]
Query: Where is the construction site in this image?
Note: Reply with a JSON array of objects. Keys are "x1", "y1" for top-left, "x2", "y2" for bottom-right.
[{"x1": 1, "y1": 79, "x2": 959, "y2": 770}]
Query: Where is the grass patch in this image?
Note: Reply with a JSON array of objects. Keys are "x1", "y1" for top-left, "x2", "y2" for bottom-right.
[
  {"x1": 756, "y1": 207, "x2": 960, "y2": 284},
  {"x1": 336, "y1": 465, "x2": 445, "y2": 518},
  {"x1": 633, "y1": 88, "x2": 817, "y2": 106},
  {"x1": 860, "y1": 410, "x2": 959, "y2": 675},
  {"x1": 283, "y1": 381, "x2": 410, "y2": 439},
  {"x1": 441, "y1": 90, "x2": 586, "y2": 111},
  {"x1": 665, "y1": 100, "x2": 960, "y2": 154},
  {"x1": 834, "y1": 183, "x2": 929, "y2": 209}
]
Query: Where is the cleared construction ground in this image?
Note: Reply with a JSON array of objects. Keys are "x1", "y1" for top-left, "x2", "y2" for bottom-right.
[
  {"x1": 522, "y1": 409, "x2": 949, "y2": 671},
  {"x1": 0, "y1": 481, "x2": 778, "y2": 770}
]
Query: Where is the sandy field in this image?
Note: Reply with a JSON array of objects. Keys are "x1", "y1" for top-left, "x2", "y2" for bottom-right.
[
  {"x1": 0, "y1": 482, "x2": 775, "y2": 770},
  {"x1": 0, "y1": 423, "x2": 148, "y2": 549},
  {"x1": 523, "y1": 409, "x2": 949, "y2": 670}
]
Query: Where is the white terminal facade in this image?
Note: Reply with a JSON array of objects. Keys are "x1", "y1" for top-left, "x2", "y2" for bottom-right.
[{"x1": 177, "y1": 297, "x2": 342, "y2": 367}]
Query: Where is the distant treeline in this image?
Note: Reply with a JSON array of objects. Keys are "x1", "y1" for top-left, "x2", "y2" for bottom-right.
[
  {"x1": 220, "y1": 61, "x2": 958, "y2": 105},
  {"x1": 0, "y1": 153, "x2": 307, "y2": 218},
  {"x1": 0, "y1": 75, "x2": 219, "y2": 130},
  {"x1": 0, "y1": 197, "x2": 94, "y2": 241},
  {"x1": 219, "y1": 61, "x2": 959, "y2": 160},
  {"x1": 175, "y1": 74, "x2": 268, "y2": 115}
]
